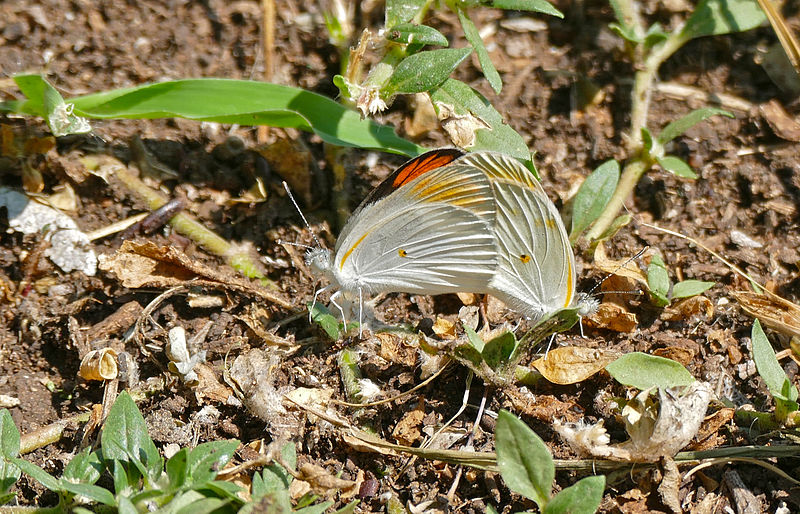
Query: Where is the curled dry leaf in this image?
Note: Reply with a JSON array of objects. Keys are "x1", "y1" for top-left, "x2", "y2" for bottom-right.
[
  {"x1": 166, "y1": 326, "x2": 206, "y2": 386},
  {"x1": 555, "y1": 381, "x2": 713, "y2": 462},
  {"x1": 79, "y1": 348, "x2": 119, "y2": 381},
  {"x1": 295, "y1": 461, "x2": 358, "y2": 497},
  {"x1": 531, "y1": 346, "x2": 621, "y2": 385},
  {"x1": 732, "y1": 290, "x2": 800, "y2": 339},
  {"x1": 663, "y1": 295, "x2": 713, "y2": 321},
  {"x1": 431, "y1": 317, "x2": 456, "y2": 339},
  {"x1": 583, "y1": 302, "x2": 638, "y2": 332},
  {"x1": 193, "y1": 363, "x2": 235, "y2": 404},
  {"x1": 434, "y1": 101, "x2": 490, "y2": 148}
]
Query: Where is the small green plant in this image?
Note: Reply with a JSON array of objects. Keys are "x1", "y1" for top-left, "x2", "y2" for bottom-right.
[
  {"x1": 493, "y1": 410, "x2": 605, "y2": 513},
  {"x1": 750, "y1": 319, "x2": 800, "y2": 425},
  {"x1": 605, "y1": 351, "x2": 696, "y2": 390},
  {"x1": 645, "y1": 253, "x2": 715, "y2": 307},
  {"x1": 582, "y1": 0, "x2": 766, "y2": 240},
  {"x1": 0, "y1": 392, "x2": 353, "y2": 512}
]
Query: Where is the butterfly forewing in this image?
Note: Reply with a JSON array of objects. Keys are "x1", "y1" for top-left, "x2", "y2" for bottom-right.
[{"x1": 332, "y1": 158, "x2": 498, "y2": 295}]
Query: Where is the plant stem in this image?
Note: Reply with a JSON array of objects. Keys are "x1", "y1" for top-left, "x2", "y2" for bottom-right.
[
  {"x1": 585, "y1": 156, "x2": 651, "y2": 240},
  {"x1": 588, "y1": 29, "x2": 687, "y2": 239}
]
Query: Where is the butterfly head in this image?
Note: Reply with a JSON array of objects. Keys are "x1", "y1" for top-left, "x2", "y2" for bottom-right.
[
  {"x1": 305, "y1": 247, "x2": 333, "y2": 278},
  {"x1": 574, "y1": 292, "x2": 600, "y2": 318}
]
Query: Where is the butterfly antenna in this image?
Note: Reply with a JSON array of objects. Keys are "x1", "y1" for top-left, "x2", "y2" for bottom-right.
[
  {"x1": 277, "y1": 240, "x2": 314, "y2": 250},
  {"x1": 283, "y1": 181, "x2": 323, "y2": 249},
  {"x1": 586, "y1": 246, "x2": 649, "y2": 297}
]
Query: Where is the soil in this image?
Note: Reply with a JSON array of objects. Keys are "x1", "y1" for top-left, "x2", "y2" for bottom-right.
[{"x1": 1, "y1": 0, "x2": 800, "y2": 512}]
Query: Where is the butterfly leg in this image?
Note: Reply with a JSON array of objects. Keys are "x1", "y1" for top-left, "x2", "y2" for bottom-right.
[
  {"x1": 310, "y1": 284, "x2": 332, "y2": 322},
  {"x1": 329, "y1": 290, "x2": 348, "y2": 329},
  {"x1": 358, "y1": 287, "x2": 364, "y2": 338}
]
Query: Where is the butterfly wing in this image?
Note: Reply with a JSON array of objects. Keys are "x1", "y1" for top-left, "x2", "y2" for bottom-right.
[
  {"x1": 333, "y1": 155, "x2": 498, "y2": 295},
  {"x1": 456, "y1": 153, "x2": 576, "y2": 321}
]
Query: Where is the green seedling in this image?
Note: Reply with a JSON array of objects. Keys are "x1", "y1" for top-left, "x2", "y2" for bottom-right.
[
  {"x1": 583, "y1": 0, "x2": 765, "y2": 240},
  {"x1": 570, "y1": 160, "x2": 620, "y2": 243},
  {"x1": 309, "y1": 302, "x2": 360, "y2": 340},
  {"x1": 0, "y1": 392, "x2": 355, "y2": 512},
  {"x1": 646, "y1": 254, "x2": 715, "y2": 307},
  {"x1": 750, "y1": 319, "x2": 800, "y2": 425},
  {"x1": 493, "y1": 410, "x2": 605, "y2": 513}
]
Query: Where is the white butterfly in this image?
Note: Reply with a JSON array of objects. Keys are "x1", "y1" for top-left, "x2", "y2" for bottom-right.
[{"x1": 305, "y1": 149, "x2": 596, "y2": 331}]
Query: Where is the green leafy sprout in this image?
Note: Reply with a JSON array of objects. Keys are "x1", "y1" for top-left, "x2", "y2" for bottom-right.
[{"x1": 0, "y1": 392, "x2": 356, "y2": 513}]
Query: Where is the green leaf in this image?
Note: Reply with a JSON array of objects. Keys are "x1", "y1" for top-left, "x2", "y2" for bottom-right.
[
  {"x1": 657, "y1": 107, "x2": 733, "y2": 145},
  {"x1": 657, "y1": 156, "x2": 697, "y2": 179},
  {"x1": 681, "y1": 0, "x2": 767, "y2": 40},
  {"x1": 465, "y1": 326, "x2": 486, "y2": 353},
  {"x1": 605, "y1": 352, "x2": 695, "y2": 390},
  {"x1": 481, "y1": 331, "x2": 517, "y2": 369},
  {"x1": 385, "y1": 0, "x2": 428, "y2": 28},
  {"x1": 11, "y1": 458, "x2": 61, "y2": 492},
  {"x1": 495, "y1": 410, "x2": 553, "y2": 508},
  {"x1": 110, "y1": 459, "x2": 132, "y2": 497},
  {"x1": 0, "y1": 412, "x2": 20, "y2": 497},
  {"x1": 310, "y1": 302, "x2": 345, "y2": 340},
  {"x1": 456, "y1": 9, "x2": 502, "y2": 94},
  {"x1": 646, "y1": 254, "x2": 670, "y2": 307},
  {"x1": 609, "y1": 22, "x2": 640, "y2": 43},
  {"x1": 62, "y1": 447, "x2": 103, "y2": 485},
  {"x1": 429, "y1": 79, "x2": 532, "y2": 167},
  {"x1": 101, "y1": 391, "x2": 162, "y2": 484},
  {"x1": 570, "y1": 159, "x2": 620, "y2": 242},
  {"x1": 751, "y1": 320, "x2": 799, "y2": 417},
  {"x1": 186, "y1": 440, "x2": 239, "y2": 486},
  {"x1": 59, "y1": 482, "x2": 117, "y2": 506},
  {"x1": 13, "y1": 75, "x2": 91, "y2": 136},
  {"x1": 334, "y1": 501, "x2": 360, "y2": 514},
  {"x1": 544, "y1": 475, "x2": 605, "y2": 514},
  {"x1": 296, "y1": 501, "x2": 334, "y2": 514},
  {"x1": 491, "y1": 0, "x2": 563, "y2": 17},
  {"x1": 640, "y1": 127, "x2": 654, "y2": 153},
  {"x1": 386, "y1": 24, "x2": 449, "y2": 47},
  {"x1": 117, "y1": 494, "x2": 138, "y2": 514},
  {"x1": 671, "y1": 280, "x2": 715, "y2": 299},
  {"x1": 13, "y1": 77, "x2": 423, "y2": 157},
  {"x1": 384, "y1": 48, "x2": 472, "y2": 95},
  {"x1": 643, "y1": 22, "x2": 670, "y2": 49},
  {"x1": 166, "y1": 448, "x2": 189, "y2": 490},
  {"x1": 0, "y1": 410, "x2": 20, "y2": 460}
]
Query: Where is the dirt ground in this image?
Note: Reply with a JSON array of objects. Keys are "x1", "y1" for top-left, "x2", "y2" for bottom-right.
[{"x1": 1, "y1": 0, "x2": 800, "y2": 512}]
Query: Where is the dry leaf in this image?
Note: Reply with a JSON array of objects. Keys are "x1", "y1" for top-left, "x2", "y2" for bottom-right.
[
  {"x1": 392, "y1": 397, "x2": 425, "y2": 446},
  {"x1": 194, "y1": 363, "x2": 235, "y2": 404},
  {"x1": 732, "y1": 290, "x2": 800, "y2": 339},
  {"x1": 377, "y1": 332, "x2": 419, "y2": 366},
  {"x1": 99, "y1": 240, "x2": 291, "y2": 308},
  {"x1": 431, "y1": 317, "x2": 456, "y2": 339},
  {"x1": 531, "y1": 346, "x2": 621, "y2": 385},
  {"x1": 503, "y1": 389, "x2": 581, "y2": 423},
  {"x1": 584, "y1": 302, "x2": 638, "y2": 332},
  {"x1": 663, "y1": 295, "x2": 713, "y2": 321},
  {"x1": 689, "y1": 407, "x2": 735, "y2": 451},
  {"x1": 594, "y1": 241, "x2": 648, "y2": 286},
  {"x1": 652, "y1": 346, "x2": 695, "y2": 366},
  {"x1": 79, "y1": 348, "x2": 119, "y2": 381}
]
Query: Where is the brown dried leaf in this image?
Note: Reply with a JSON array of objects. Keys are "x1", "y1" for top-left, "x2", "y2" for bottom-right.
[
  {"x1": 296, "y1": 462, "x2": 357, "y2": 497},
  {"x1": 663, "y1": 295, "x2": 713, "y2": 321},
  {"x1": 732, "y1": 290, "x2": 800, "y2": 339},
  {"x1": 431, "y1": 317, "x2": 456, "y2": 340},
  {"x1": 194, "y1": 363, "x2": 235, "y2": 404},
  {"x1": 652, "y1": 346, "x2": 695, "y2": 366},
  {"x1": 376, "y1": 332, "x2": 418, "y2": 366},
  {"x1": 392, "y1": 397, "x2": 425, "y2": 446},
  {"x1": 79, "y1": 348, "x2": 119, "y2": 381},
  {"x1": 99, "y1": 241, "x2": 291, "y2": 308},
  {"x1": 254, "y1": 138, "x2": 316, "y2": 205},
  {"x1": 594, "y1": 241, "x2": 648, "y2": 286},
  {"x1": 503, "y1": 389, "x2": 581, "y2": 423},
  {"x1": 583, "y1": 302, "x2": 638, "y2": 332},
  {"x1": 531, "y1": 346, "x2": 621, "y2": 385}
]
